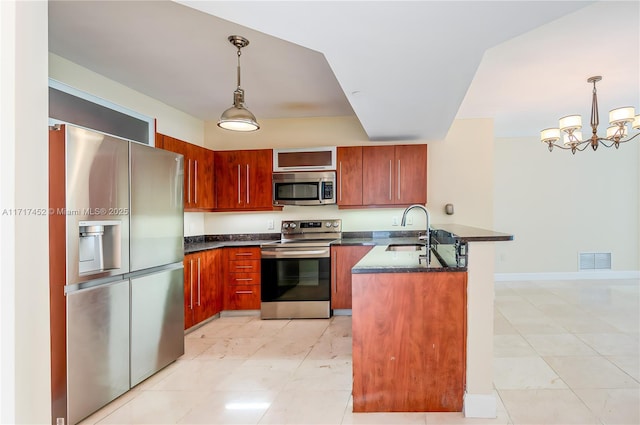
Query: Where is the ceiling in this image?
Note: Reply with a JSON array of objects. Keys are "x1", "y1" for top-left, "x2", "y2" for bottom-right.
[{"x1": 48, "y1": 1, "x2": 639, "y2": 142}]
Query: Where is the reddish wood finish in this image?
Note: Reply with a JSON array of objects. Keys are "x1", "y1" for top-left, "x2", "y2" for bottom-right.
[
  {"x1": 224, "y1": 285, "x2": 261, "y2": 310},
  {"x1": 330, "y1": 245, "x2": 372, "y2": 309},
  {"x1": 209, "y1": 248, "x2": 224, "y2": 316},
  {"x1": 395, "y1": 145, "x2": 427, "y2": 205},
  {"x1": 352, "y1": 272, "x2": 467, "y2": 412},
  {"x1": 157, "y1": 134, "x2": 215, "y2": 211},
  {"x1": 184, "y1": 249, "x2": 223, "y2": 329},
  {"x1": 337, "y1": 146, "x2": 363, "y2": 207},
  {"x1": 362, "y1": 145, "x2": 396, "y2": 206},
  {"x1": 49, "y1": 125, "x2": 68, "y2": 421},
  {"x1": 362, "y1": 145, "x2": 427, "y2": 207},
  {"x1": 223, "y1": 247, "x2": 261, "y2": 310},
  {"x1": 214, "y1": 149, "x2": 273, "y2": 211}
]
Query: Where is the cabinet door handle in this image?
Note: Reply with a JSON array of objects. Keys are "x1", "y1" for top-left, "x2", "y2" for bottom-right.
[
  {"x1": 237, "y1": 164, "x2": 241, "y2": 205},
  {"x1": 339, "y1": 162, "x2": 343, "y2": 202},
  {"x1": 187, "y1": 159, "x2": 192, "y2": 204},
  {"x1": 235, "y1": 278, "x2": 253, "y2": 282},
  {"x1": 246, "y1": 164, "x2": 250, "y2": 204},
  {"x1": 332, "y1": 252, "x2": 337, "y2": 294},
  {"x1": 235, "y1": 252, "x2": 253, "y2": 257},
  {"x1": 235, "y1": 265, "x2": 253, "y2": 269},
  {"x1": 197, "y1": 257, "x2": 201, "y2": 306},
  {"x1": 397, "y1": 159, "x2": 401, "y2": 201},
  {"x1": 189, "y1": 260, "x2": 194, "y2": 310},
  {"x1": 194, "y1": 159, "x2": 198, "y2": 204},
  {"x1": 235, "y1": 290, "x2": 253, "y2": 295},
  {"x1": 388, "y1": 160, "x2": 392, "y2": 200}
]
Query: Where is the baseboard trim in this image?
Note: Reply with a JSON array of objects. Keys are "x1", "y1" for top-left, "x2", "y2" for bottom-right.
[
  {"x1": 463, "y1": 393, "x2": 496, "y2": 418},
  {"x1": 495, "y1": 270, "x2": 640, "y2": 281}
]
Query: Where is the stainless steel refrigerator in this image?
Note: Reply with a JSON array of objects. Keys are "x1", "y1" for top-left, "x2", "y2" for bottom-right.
[{"x1": 49, "y1": 124, "x2": 184, "y2": 424}]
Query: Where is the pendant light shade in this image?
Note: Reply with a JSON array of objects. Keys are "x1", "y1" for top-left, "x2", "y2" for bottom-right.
[{"x1": 217, "y1": 35, "x2": 260, "y2": 132}]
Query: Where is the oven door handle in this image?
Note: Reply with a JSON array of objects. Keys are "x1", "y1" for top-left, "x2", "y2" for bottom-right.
[{"x1": 261, "y1": 249, "x2": 329, "y2": 258}]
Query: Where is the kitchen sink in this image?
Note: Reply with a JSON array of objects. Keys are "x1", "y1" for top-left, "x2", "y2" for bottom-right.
[{"x1": 385, "y1": 244, "x2": 425, "y2": 251}]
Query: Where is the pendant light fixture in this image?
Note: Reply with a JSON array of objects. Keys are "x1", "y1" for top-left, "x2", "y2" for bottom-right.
[
  {"x1": 217, "y1": 35, "x2": 260, "y2": 132},
  {"x1": 540, "y1": 76, "x2": 639, "y2": 154}
]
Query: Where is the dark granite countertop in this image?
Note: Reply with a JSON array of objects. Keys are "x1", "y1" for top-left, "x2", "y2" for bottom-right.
[
  {"x1": 184, "y1": 224, "x2": 513, "y2": 257},
  {"x1": 352, "y1": 245, "x2": 464, "y2": 273},
  {"x1": 433, "y1": 224, "x2": 513, "y2": 242},
  {"x1": 184, "y1": 233, "x2": 279, "y2": 254}
]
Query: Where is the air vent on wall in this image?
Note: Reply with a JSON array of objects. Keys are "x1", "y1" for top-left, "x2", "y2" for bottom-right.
[{"x1": 579, "y1": 252, "x2": 612, "y2": 271}]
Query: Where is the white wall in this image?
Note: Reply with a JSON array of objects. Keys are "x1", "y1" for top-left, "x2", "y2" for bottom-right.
[
  {"x1": 494, "y1": 136, "x2": 639, "y2": 274},
  {"x1": 1, "y1": 1, "x2": 51, "y2": 423},
  {"x1": 49, "y1": 53, "x2": 205, "y2": 146}
]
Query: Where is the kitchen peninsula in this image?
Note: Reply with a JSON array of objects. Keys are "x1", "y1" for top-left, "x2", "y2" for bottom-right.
[{"x1": 350, "y1": 224, "x2": 513, "y2": 416}]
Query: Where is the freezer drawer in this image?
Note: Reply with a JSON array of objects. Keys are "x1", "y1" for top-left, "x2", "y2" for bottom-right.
[
  {"x1": 67, "y1": 279, "x2": 130, "y2": 425},
  {"x1": 130, "y1": 266, "x2": 184, "y2": 386}
]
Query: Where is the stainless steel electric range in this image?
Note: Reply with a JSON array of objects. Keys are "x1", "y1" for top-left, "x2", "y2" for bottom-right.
[{"x1": 260, "y1": 219, "x2": 342, "y2": 319}]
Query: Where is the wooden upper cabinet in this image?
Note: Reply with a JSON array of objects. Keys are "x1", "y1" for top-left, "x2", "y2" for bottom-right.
[
  {"x1": 337, "y1": 146, "x2": 363, "y2": 207},
  {"x1": 362, "y1": 144, "x2": 427, "y2": 207},
  {"x1": 214, "y1": 149, "x2": 273, "y2": 211},
  {"x1": 156, "y1": 133, "x2": 215, "y2": 211}
]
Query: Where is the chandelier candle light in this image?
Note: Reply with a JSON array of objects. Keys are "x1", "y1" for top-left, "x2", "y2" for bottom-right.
[
  {"x1": 217, "y1": 35, "x2": 260, "y2": 132},
  {"x1": 540, "y1": 76, "x2": 639, "y2": 154}
]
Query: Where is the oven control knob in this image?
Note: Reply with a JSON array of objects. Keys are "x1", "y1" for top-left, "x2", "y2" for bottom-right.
[
  {"x1": 282, "y1": 223, "x2": 289, "y2": 229},
  {"x1": 333, "y1": 221, "x2": 340, "y2": 227},
  {"x1": 289, "y1": 223, "x2": 297, "y2": 229},
  {"x1": 325, "y1": 222, "x2": 332, "y2": 228}
]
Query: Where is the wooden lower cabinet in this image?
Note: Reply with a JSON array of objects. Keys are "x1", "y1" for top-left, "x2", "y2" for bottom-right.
[
  {"x1": 224, "y1": 284, "x2": 261, "y2": 310},
  {"x1": 183, "y1": 249, "x2": 222, "y2": 330},
  {"x1": 330, "y1": 245, "x2": 373, "y2": 310},
  {"x1": 352, "y1": 271, "x2": 467, "y2": 412},
  {"x1": 223, "y1": 247, "x2": 261, "y2": 310}
]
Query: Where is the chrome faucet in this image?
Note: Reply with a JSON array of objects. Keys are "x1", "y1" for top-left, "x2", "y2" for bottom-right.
[{"x1": 401, "y1": 204, "x2": 431, "y2": 263}]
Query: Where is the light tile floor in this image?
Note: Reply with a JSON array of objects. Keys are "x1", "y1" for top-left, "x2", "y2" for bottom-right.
[{"x1": 80, "y1": 278, "x2": 639, "y2": 425}]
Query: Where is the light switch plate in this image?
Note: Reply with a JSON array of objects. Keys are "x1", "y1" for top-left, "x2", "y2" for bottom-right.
[{"x1": 267, "y1": 219, "x2": 274, "y2": 230}]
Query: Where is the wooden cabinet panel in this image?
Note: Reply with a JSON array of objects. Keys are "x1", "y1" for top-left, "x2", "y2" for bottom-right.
[
  {"x1": 225, "y1": 285, "x2": 261, "y2": 310},
  {"x1": 337, "y1": 146, "x2": 363, "y2": 207},
  {"x1": 362, "y1": 144, "x2": 427, "y2": 207},
  {"x1": 352, "y1": 271, "x2": 466, "y2": 412},
  {"x1": 184, "y1": 249, "x2": 223, "y2": 329},
  {"x1": 214, "y1": 149, "x2": 273, "y2": 211},
  {"x1": 330, "y1": 245, "x2": 373, "y2": 310},
  {"x1": 362, "y1": 145, "x2": 396, "y2": 206},
  {"x1": 223, "y1": 247, "x2": 261, "y2": 310},
  {"x1": 395, "y1": 145, "x2": 427, "y2": 205},
  {"x1": 156, "y1": 133, "x2": 215, "y2": 211}
]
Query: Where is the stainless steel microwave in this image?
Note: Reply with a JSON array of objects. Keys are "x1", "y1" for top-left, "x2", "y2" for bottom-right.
[{"x1": 272, "y1": 171, "x2": 336, "y2": 206}]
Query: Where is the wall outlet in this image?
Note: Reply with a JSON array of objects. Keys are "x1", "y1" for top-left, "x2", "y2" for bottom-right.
[
  {"x1": 267, "y1": 219, "x2": 274, "y2": 230},
  {"x1": 392, "y1": 216, "x2": 399, "y2": 226},
  {"x1": 406, "y1": 216, "x2": 413, "y2": 225}
]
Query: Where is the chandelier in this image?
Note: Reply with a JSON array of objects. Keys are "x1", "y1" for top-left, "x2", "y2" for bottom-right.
[
  {"x1": 540, "y1": 76, "x2": 639, "y2": 154},
  {"x1": 217, "y1": 35, "x2": 260, "y2": 132}
]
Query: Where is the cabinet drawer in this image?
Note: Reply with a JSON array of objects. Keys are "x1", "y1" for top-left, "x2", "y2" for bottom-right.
[
  {"x1": 227, "y1": 272, "x2": 260, "y2": 286},
  {"x1": 228, "y1": 259, "x2": 260, "y2": 273},
  {"x1": 225, "y1": 284, "x2": 261, "y2": 310},
  {"x1": 226, "y1": 247, "x2": 260, "y2": 260}
]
